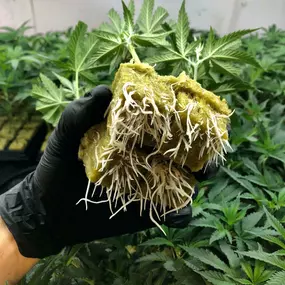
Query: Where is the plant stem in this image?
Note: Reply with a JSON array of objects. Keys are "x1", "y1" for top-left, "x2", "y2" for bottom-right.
[
  {"x1": 127, "y1": 43, "x2": 141, "y2": 64},
  {"x1": 171, "y1": 248, "x2": 178, "y2": 259},
  {"x1": 193, "y1": 64, "x2": 198, "y2": 81},
  {"x1": 75, "y1": 71, "x2": 80, "y2": 99}
]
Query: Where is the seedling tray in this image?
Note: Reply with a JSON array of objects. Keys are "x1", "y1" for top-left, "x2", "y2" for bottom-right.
[{"x1": 0, "y1": 115, "x2": 47, "y2": 161}]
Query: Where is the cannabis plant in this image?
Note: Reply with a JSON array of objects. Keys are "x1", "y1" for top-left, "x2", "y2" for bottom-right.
[
  {"x1": 15, "y1": 1, "x2": 285, "y2": 285},
  {"x1": 0, "y1": 21, "x2": 68, "y2": 117}
]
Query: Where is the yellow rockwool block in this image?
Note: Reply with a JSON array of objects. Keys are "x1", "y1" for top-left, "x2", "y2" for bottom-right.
[{"x1": 79, "y1": 62, "x2": 231, "y2": 209}]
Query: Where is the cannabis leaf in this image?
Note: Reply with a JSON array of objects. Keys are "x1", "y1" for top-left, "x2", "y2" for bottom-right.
[
  {"x1": 265, "y1": 271, "x2": 285, "y2": 285},
  {"x1": 238, "y1": 249, "x2": 285, "y2": 270},
  {"x1": 242, "y1": 211, "x2": 264, "y2": 232},
  {"x1": 137, "y1": 0, "x2": 168, "y2": 34},
  {"x1": 66, "y1": 21, "x2": 105, "y2": 98},
  {"x1": 32, "y1": 74, "x2": 70, "y2": 126},
  {"x1": 176, "y1": 0, "x2": 189, "y2": 56},
  {"x1": 203, "y1": 29, "x2": 259, "y2": 60},
  {"x1": 193, "y1": 270, "x2": 236, "y2": 285},
  {"x1": 137, "y1": 0, "x2": 154, "y2": 33},
  {"x1": 108, "y1": 8, "x2": 123, "y2": 33},
  {"x1": 140, "y1": 237, "x2": 175, "y2": 247},
  {"x1": 137, "y1": 252, "x2": 171, "y2": 263},
  {"x1": 68, "y1": 21, "x2": 99, "y2": 74},
  {"x1": 147, "y1": 7, "x2": 260, "y2": 87},
  {"x1": 128, "y1": 0, "x2": 135, "y2": 19},
  {"x1": 122, "y1": 1, "x2": 134, "y2": 35},
  {"x1": 181, "y1": 246, "x2": 233, "y2": 275},
  {"x1": 263, "y1": 207, "x2": 285, "y2": 237},
  {"x1": 219, "y1": 242, "x2": 240, "y2": 269}
]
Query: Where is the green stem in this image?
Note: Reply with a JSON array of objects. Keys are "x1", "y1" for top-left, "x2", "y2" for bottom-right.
[
  {"x1": 127, "y1": 43, "x2": 141, "y2": 63},
  {"x1": 171, "y1": 247, "x2": 178, "y2": 259},
  {"x1": 193, "y1": 63, "x2": 199, "y2": 81},
  {"x1": 3, "y1": 89, "x2": 13, "y2": 118},
  {"x1": 75, "y1": 71, "x2": 80, "y2": 99}
]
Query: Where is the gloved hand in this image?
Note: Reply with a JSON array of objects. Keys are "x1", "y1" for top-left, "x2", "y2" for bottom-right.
[{"x1": 0, "y1": 86, "x2": 207, "y2": 259}]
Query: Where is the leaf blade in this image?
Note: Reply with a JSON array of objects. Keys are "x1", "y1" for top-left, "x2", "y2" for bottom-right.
[{"x1": 176, "y1": 0, "x2": 189, "y2": 56}]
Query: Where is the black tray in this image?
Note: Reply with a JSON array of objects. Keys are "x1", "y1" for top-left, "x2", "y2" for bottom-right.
[{"x1": 0, "y1": 117, "x2": 48, "y2": 161}]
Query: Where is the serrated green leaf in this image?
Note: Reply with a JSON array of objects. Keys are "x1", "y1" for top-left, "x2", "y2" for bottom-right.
[
  {"x1": 32, "y1": 74, "x2": 70, "y2": 126},
  {"x1": 52, "y1": 72, "x2": 74, "y2": 92},
  {"x1": 221, "y1": 167, "x2": 258, "y2": 196},
  {"x1": 254, "y1": 264, "x2": 273, "y2": 284},
  {"x1": 242, "y1": 212, "x2": 264, "y2": 231},
  {"x1": 68, "y1": 21, "x2": 87, "y2": 71},
  {"x1": 203, "y1": 29, "x2": 258, "y2": 58},
  {"x1": 94, "y1": 30, "x2": 121, "y2": 44},
  {"x1": 208, "y1": 179, "x2": 229, "y2": 203},
  {"x1": 181, "y1": 246, "x2": 232, "y2": 275},
  {"x1": 211, "y1": 50, "x2": 260, "y2": 67},
  {"x1": 67, "y1": 24, "x2": 98, "y2": 73},
  {"x1": 162, "y1": 22, "x2": 178, "y2": 51},
  {"x1": 133, "y1": 31, "x2": 172, "y2": 47},
  {"x1": 137, "y1": 0, "x2": 154, "y2": 33},
  {"x1": 241, "y1": 262, "x2": 254, "y2": 280},
  {"x1": 89, "y1": 43, "x2": 122, "y2": 65},
  {"x1": 108, "y1": 8, "x2": 122, "y2": 33},
  {"x1": 243, "y1": 157, "x2": 261, "y2": 175},
  {"x1": 172, "y1": 265, "x2": 204, "y2": 285},
  {"x1": 238, "y1": 250, "x2": 285, "y2": 270},
  {"x1": 190, "y1": 213, "x2": 221, "y2": 229},
  {"x1": 203, "y1": 27, "x2": 216, "y2": 55},
  {"x1": 212, "y1": 81, "x2": 251, "y2": 94},
  {"x1": 122, "y1": 1, "x2": 134, "y2": 35},
  {"x1": 265, "y1": 271, "x2": 285, "y2": 285},
  {"x1": 109, "y1": 47, "x2": 125, "y2": 73},
  {"x1": 211, "y1": 59, "x2": 240, "y2": 78},
  {"x1": 140, "y1": 237, "x2": 174, "y2": 247},
  {"x1": 98, "y1": 22, "x2": 115, "y2": 33},
  {"x1": 260, "y1": 236, "x2": 285, "y2": 250},
  {"x1": 185, "y1": 39, "x2": 202, "y2": 55},
  {"x1": 233, "y1": 278, "x2": 253, "y2": 285},
  {"x1": 146, "y1": 49, "x2": 182, "y2": 64},
  {"x1": 38, "y1": 73, "x2": 60, "y2": 100},
  {"x1": 245, "y1": 175, "x2": 267, "y2": 187},
  {"x1": 176, "y1": 0, "x2": 189, "y2": 55},
  {"x1": 136, "y1": 252, "x2": 171, "y2": 263},
  {"x1": 128, "y1": 0, "x2": 135, "y2": 18},
  {"x1": 264, "y1": 207, "x2": 285, "y2": 238},
  {"x1": 210, "y1": 230, "x2": 227, "y2": 244},
  {"x1": 219, "y1": 242, "x2": 240, "y2": 269},
  {"x1": 248, "y1": 227, "x2": 278, "y2": 237},
  {"x1": 193, "y1": 270, "x2": 236, "y2": 285},
  {"x1": 151, "y1": 7, "x2": 169, "y2": 33},
  {"x1": 163, "y1": 260, "x2": 178, "y2": 272}
]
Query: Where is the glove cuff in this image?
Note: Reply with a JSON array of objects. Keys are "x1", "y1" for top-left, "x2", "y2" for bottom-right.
[{"x1": 0, "y1": 173, "x2": 63, "y2": 258}]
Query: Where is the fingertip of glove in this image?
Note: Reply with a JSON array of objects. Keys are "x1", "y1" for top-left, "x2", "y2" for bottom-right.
[
  {"x1": 194, "y1": 163, "x2": 219, "y2": 181},
  {"x1": 164, "y1": 206, "x2": 192, "y2": 229},
  {"x1": 192, "y1": 184, "x2": 199, "y2": 200},
  {"x1": 85, "y1": 85, "x2": 112, "y2": 102}
]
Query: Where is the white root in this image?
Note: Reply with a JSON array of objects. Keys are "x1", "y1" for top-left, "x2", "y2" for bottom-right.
[
  {"x1": 198, "y1": 111, "x2": 232, "y2": 166},
  {"x1": 77, "y1": 81, "x2": 232, "y2": 233}
]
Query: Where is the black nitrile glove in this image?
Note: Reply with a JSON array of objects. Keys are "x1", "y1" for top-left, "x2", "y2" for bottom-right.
[{"x1": 0, "y1": 86, "x2": 210, "y2": 259}]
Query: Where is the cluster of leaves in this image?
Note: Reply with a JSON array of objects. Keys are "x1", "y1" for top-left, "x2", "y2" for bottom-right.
[
  {"x1": 10, "y1": 0, "x2": 285, "y2": 284},
  {"x1": 0, "y1": 21, "x2": 69, "y2": 117},
  {"x1": 31, "y1": 0, "x2": 260, "y2": 126}
]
